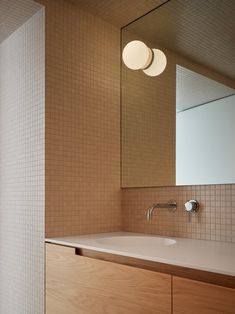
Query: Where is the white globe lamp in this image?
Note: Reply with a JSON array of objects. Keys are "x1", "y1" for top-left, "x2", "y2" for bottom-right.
[{"x1": 122, "y1": 40, "x2": 167, "y2": 76}]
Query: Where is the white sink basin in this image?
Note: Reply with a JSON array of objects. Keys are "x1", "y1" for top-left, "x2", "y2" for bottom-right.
[
  {"x1": 96, "y1": 236, "x2": 176, "y2": 247},
  {"x1": 47, "y1": 232, "x2": 235, "y2": 276}
]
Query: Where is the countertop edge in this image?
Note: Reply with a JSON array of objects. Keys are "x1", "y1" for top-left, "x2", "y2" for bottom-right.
[{"x1": 45, "y1": 239, "x2": 235, "y2": 289}]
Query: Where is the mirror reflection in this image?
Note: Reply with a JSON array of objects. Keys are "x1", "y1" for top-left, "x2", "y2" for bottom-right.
[
  {"x1": 121, "y1": 0, "x2": 235, "y2": 187},
  {"x1": 176, "y1": 66, "x2": 235, "y2": 185}
]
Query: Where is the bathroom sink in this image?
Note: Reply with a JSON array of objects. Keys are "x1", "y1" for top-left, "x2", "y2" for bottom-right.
[{"x1": 96, "y1": 235, "x2": 176, "y2": 247}]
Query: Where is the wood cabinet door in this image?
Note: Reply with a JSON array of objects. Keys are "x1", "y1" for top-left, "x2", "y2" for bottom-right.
[
  {"x1": 46, "y1": 243, "x2": 171, "y2": 314},
  {"x1": 173, "y1": 276, "x2": 235, "y2": 314}
]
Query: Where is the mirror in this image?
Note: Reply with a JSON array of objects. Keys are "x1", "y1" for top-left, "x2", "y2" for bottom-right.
[{"x1": 121, "y1": 0, "x2": 235, "y2": 187}]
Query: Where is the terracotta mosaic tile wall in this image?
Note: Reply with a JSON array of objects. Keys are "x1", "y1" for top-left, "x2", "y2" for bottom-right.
[
  {"x1": 41, "y1": 0, "x2": 235, "y2": 243},
  {"x1": 43, "y1": 0, "x2": 122, "y2": 237},
  {"x1": 122, "y1": 185, "x2": 235, "y2": 242}
]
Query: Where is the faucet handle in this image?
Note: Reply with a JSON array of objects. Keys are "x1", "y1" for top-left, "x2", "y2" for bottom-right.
[
  {"x1": 184, "y1": 200, "x2": 199, "y2": 222},
  {"x1": 184, "y1": 200, "x2": 199, "y2": 213}
]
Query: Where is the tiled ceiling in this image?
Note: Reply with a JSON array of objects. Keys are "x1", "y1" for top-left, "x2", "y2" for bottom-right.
[
  {"x1": 124, "y1": 0, "x2": 235, "y2": 80},
  {"x1": 69, "y1": 0, "x2": 167, "y2": 27},
  {"x1": 2, "y1": 0, "x2": 234, "y2": 80},
  {"x1": 0, "y1": 0, "x2": 168, "y2": 44},
  {"x1": 0, "y1": 0, "x2": 42, "y2": 43},
  {"x1": 176, "y1": 65, "x2": 235, "y2": 112}
]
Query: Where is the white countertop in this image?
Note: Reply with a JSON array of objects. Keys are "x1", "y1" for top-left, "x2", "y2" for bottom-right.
[{"x1": 46, "y1": 232, "x2": 235, "y2": 277}]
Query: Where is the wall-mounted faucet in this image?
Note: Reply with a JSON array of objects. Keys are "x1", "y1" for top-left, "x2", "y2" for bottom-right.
[{"x1": 146, "y1": 200, "x2": 177, "y2": 221}]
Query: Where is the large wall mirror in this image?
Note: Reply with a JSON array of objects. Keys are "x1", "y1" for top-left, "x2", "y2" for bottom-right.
[{"x1": 121, "y1": 0, "x2": 235, "y2": 187}]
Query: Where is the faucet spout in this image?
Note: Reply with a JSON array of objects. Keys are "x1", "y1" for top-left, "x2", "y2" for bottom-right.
[
  {"x1": 146, "y1": 200, "x2": 177, "y2": 221},
  {"x1": 146, "y1": 205, "x2": 156, "y2": 221}
]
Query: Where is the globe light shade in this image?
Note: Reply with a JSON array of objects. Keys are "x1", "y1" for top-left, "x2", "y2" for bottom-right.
[
  {"x1": 122, "y1": 40, "x2": 167, "y2": 77},
  {"x1": 143, "y1": 49, "x2": 167, "y2": 77},
  {"x1": 122, "y1": 40, "x2": 152, "y2": 70}
]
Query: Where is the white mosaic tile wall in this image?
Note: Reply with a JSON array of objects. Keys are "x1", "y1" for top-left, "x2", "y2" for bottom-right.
[
  {"x1": 0, "y1": 0, "x2": 42, "y2": 43},
  {"x1": 0, "y1": 8, "x2": 45, "y2": 314}
]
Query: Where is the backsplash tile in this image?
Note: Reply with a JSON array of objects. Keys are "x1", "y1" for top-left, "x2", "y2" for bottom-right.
[{"x1": 122, "y1": 184, "x2": 235, "y2": 242}]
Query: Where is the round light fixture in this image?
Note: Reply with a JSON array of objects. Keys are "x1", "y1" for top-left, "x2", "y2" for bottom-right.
[
  {"x1": 122, "y1": 40, "x2": 152, "y2": 70},
  {"x1": 143, "y1": 49, "x2": 167, "y2": 77},
  {"x1": 122, "y1": 40, "x2": 167, "y2": 77}
]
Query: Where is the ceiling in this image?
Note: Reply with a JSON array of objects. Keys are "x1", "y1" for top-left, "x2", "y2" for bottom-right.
[
  {"x1": 176, "y1": 65, "x2": 235, "y2": 112},
  {"x1": 0, "y1": 0, "x2": 168, "y2": 44},
  {"x1": 69, "y1": 0, "x2": 167, "y2": 27},
  {"x1": 2, "y1": 0, "x2": 234, "y2": 81},
  {"x1": 0, "y1": 0, "x2": 42, "y2": 43},
  {"x1": 124, "y1": 0, "x2": 235, "y2": 80}
]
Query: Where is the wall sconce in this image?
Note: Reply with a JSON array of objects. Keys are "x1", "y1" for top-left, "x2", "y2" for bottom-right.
[{"x1": 122, "y1": 40, "x2": 167, "y2": 77}]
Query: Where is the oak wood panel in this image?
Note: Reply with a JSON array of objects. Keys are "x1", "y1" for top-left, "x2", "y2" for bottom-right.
[
  {"x1": 46, "y1": 243, "x2": 171, "y2": 314},
  {"x1": 173, "y1": 276, "x2": 235, "y2": 314},
  {"x1": 75, "y1": 247, "x2": 235, "y2": 289}
]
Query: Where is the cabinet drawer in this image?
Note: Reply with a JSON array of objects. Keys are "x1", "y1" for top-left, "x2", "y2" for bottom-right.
[
  {"x1": 173, "y1": 276, "x2": 235, "y2": 314},
  {"x1": 46, "y1": 243, "x2": 171, "y2": 314}
]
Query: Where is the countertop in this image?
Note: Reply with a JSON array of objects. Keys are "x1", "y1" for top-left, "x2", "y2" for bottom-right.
[{"x1": 46, "y1": 232, "x2": 235, "y2": 277}]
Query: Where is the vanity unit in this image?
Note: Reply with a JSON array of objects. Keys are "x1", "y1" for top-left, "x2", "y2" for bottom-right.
[{"x1": 46, "y1": 233, "x2": 235, "y2": 314}]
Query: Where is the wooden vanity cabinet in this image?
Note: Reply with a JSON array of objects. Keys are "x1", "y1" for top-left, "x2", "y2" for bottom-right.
[
  {"x1": 173, "y1": 276, "x2": 235, "y2": 314},
  {"x1": 46, "y1": 243, "x2": 235, "y2": 314},
  {"x1": 46, "y1": 243, "x2": 171, "y2": 314}
]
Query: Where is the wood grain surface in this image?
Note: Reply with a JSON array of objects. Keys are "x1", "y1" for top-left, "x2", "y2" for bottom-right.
[
  {"x1": 46, "y1": 243, "x2": 171, "y2": 314},
  {"x1": 75, "y1": 247, "x2": 235, "y2": 289},
  {"x1": 173, "y1": 276, "x2": 235, "y2": 314}
]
